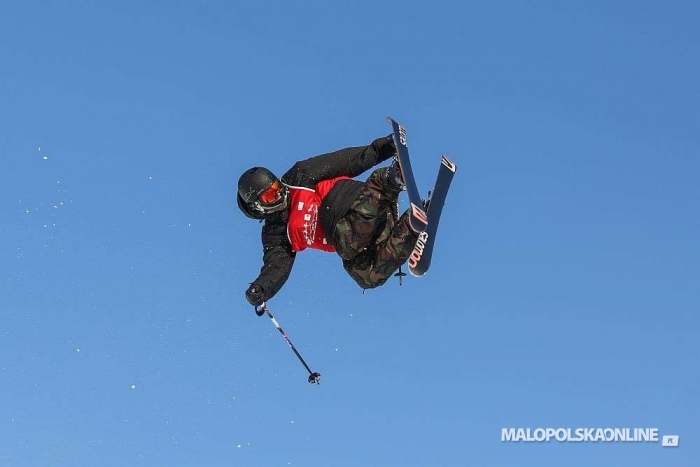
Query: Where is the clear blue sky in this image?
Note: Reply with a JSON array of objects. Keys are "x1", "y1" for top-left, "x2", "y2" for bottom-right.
[{"x1": 1, "y1": 1, "x2": 698, "y2": 466}]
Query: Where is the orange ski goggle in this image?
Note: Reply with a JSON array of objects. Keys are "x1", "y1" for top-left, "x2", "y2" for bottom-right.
[{"x1": 259, "y1": 181, "x2": 283, "y2": 206}]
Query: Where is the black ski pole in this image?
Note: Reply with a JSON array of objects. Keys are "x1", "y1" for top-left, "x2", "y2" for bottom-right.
[{"x1": 255, "y1": 303, "x2": 321, "y2": 385}]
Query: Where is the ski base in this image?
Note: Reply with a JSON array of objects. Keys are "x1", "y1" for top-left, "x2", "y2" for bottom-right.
[
  {"x1": 387, "y1": 117, "x2": 428, "y2": 233},
  {"x1": 408, "y1": 154, "x2": 457, "y2": 276}
]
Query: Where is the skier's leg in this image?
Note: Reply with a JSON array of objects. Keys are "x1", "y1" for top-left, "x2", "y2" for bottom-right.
[
  {"x1": 334, "y1": 167, "x2": 402, "y2": 261},
  {"x1": 342, "y1": 250, "x2": 377, "y2": 289},
  {"x1": 342, "y1": 209, "x2": 418, "y2": 289}
]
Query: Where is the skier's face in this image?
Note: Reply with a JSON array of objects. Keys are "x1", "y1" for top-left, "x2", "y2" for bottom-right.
[{"x1": 259, "y1": 180, "x2": 284, "y2": 206}]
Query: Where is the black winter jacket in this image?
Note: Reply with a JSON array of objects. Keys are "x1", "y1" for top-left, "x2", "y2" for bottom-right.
[{"x1": 249, "y1": 136, "x2": 396, "y2": 302}]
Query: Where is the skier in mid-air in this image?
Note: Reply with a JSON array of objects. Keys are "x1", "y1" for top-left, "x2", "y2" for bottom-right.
[{"x1": 237, "y1": 134, "x2": 422, "y2": 307}]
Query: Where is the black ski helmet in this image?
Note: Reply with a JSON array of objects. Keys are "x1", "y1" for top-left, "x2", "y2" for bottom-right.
[{"x1": 237, "y1": 167, "x2": 289, "y2": 219}]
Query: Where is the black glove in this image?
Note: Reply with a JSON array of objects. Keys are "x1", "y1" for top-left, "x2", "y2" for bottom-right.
[{"x1": 245, "y1": 284, "x2": 265, "y2": 307}]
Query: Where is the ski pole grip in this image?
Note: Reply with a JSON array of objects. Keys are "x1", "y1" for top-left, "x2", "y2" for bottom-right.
[{"x1": 255, "y1": 304, "x2": 266, "y2": 317}]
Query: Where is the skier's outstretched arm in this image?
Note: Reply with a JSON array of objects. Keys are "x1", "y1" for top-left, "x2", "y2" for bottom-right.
[
  {"x1": 282, "y1": 136, "x2": 395, "y2": 187},
  {"x1": 245, "y1": 221, "x2": 296, "y2": 306}
]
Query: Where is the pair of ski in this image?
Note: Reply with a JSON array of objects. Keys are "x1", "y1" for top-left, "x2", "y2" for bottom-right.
[{"x1": 387, "y1": 117, "x2": 456, "y2": 277}]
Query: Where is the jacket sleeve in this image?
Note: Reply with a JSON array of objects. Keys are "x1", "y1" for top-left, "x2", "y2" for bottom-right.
[
  {"x1": 249, "y1": 217, "x2": 296, "y2": 302},
  {"x1": 281, "y1": 136, "x2": 395, "y2": 187}
]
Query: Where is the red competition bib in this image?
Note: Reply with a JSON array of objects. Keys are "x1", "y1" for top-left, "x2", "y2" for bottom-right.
[{"x1": 286, "y1": 177, "x2": 349, "y2": 252}]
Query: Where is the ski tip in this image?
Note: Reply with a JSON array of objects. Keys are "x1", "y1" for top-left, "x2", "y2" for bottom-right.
[{"x1": 441, "y1": 154, "x2": 457, "y2": 172}]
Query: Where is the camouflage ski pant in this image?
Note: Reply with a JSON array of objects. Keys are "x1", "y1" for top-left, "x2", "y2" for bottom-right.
[{"x1": 333, "y1": 167, "x2": 419, "y2": 290}]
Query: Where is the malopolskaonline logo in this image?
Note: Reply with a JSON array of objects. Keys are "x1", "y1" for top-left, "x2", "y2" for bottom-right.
[{"x1": 502, "y1": 428, "x2": 679, "y2": 446}]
